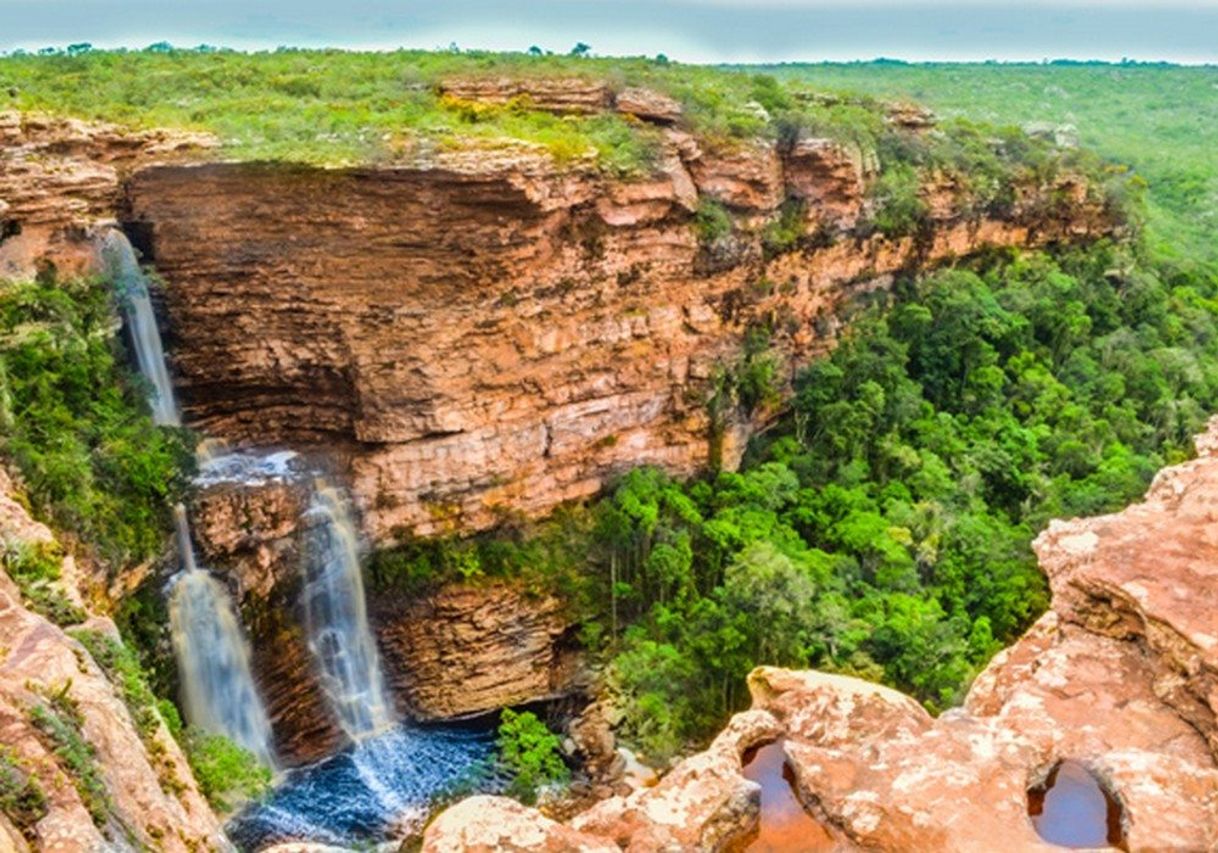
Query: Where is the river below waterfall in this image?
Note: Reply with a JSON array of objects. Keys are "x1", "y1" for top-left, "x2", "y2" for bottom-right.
[{"x1": 227, "y1": 721, "x2": 500, "y2": 850}]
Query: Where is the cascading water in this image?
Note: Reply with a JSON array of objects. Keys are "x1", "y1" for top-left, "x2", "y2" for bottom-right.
[
  {"x1": 168, "y1": 508, "x2": 276, "y2": 767},
  {"x1": 300, "y1": 485, "x2": 393, "y2": 738},
  {"x1": 99, "y1": 228, "x2": 275, "y2": 767},
  {"x1": 99, "y1": 227, "x2": 501, "y2": 845},
  {"x1": 98, "y1": 229, "x2": 180, "y2": 427}
]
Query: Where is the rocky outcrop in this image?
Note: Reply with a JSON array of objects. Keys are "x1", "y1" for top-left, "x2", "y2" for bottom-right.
[
  {"x1": 423, "y1": 796, "x2": 618, "y2": 853},
  {"x1": 438, "y1": 77, "x2": 612, "y2": 114},
  {"x1": 424, "y1": 420, "x2": 1218, "y2": 851},
  {"x1": 372, "y1": 581, "x2": 580, "y2": 720},
  {"x1": 0, "y1": 111, "x2": 214, "y2": 280},
  {"x1": 123, "y1": 138, "x2": 1112, "y2": 544},
  {"x1": 0, "y1": 473, "x2": 223, "y2": 851}
]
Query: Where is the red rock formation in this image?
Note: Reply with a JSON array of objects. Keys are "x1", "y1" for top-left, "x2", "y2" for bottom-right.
[
  {"x1": 372, "y1": 582, "x2": 580, "y2": 720},
  {"x1": 123, "y1": 141, "x2": 1111, "y2": 546},
  {"x1": 0, "y1": 111, "x2": 214, "y2": 279},
  {"x1": 424, "y1": 420, "x2": 1218, "y2": 851}
]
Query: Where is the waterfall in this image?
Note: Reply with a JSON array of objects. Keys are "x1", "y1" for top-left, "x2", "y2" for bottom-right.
[
  {"x1": 98, "y1": 230, "x2": 180, "y2": 427},
  {"x1": 98, "y1": 228, "x2": 276, "y2": 766},
  {"x1": 300, "y1": 484, "x2": 393, "y2": 738},
  {"x1": 169, "y1": 507, "x2": 276, "y2": 767}
]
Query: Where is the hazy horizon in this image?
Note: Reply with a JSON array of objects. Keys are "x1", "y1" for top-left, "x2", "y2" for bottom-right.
[{"x1": 3, "y1": 1, "x2": 1217, "y2": 65}]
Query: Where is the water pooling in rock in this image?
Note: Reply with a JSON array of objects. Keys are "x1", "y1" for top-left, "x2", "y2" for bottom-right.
[
  {"x1": 1028, "y1": 760, "x2": 1126, "y2": 849},
  {"x1": 734, "y1": 739, "x2": 835, "y2": 852},
  {"x1": 226, "y1": 722, "x2": 499, "y2": 849},
  {"x1": 300, "y1": 484, "x2": 394, "y2": 738}
]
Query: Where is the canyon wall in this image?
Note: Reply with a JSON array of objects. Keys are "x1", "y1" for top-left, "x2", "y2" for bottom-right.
[
  {"x1": 424, "y1": 419, "x2": 1218, "y2": 852},
  {"x1": 0, "y1": 110, "x2": 213, "y2": 280},
  {"x1": 192, "y1": 467, "x2": 584, "y2": 765},
  {"x1": 121, "y1": 134, "x2": 1111, "y2": 543}
]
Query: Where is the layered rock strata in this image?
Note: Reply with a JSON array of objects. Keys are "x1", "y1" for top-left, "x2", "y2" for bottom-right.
[
  {"x1": 191, "y1": 468, "x2": 583, "y2": 764},
  {"x1": 123, "y1": 138, "x2": 1111, "y2": 543},
  {"x1": 423, "y1": 420, "x2": 1218, "y2": 851},
  {"x1": 0, "y1": 110, "x2": 214, "y2": 280}
]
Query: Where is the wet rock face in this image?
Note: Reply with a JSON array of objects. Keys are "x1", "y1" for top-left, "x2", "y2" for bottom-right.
[
  {"x1": 124, "y1": 146, "x2": 1111, "y2": 544},
  {"x1": 424, "y1": 421, "x2": 1218, "y2": 851}
]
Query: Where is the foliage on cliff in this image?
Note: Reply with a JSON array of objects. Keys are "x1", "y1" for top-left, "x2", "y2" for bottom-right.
[
  {"x1": 496, "y1": 709, "x2": 569, "y2": 805},
  {"x1": 0, "y1": 274, "x2": 194, "y2": 568},
  {"x1": 0, "y1": 47, "x2": 1110, "y2": 204},
  {"x1": 757, "y1": 62, "x2": 1218, "y2": 272},
  {"x1": 373, "y1": 241, "x2": 1218, "y2": 759}
]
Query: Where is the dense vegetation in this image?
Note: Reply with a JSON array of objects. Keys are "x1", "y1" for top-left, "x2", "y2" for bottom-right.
[
  {"x1": 0, "y1": 539, "x2": 85, "y2": 626},
  {"x1": 495, "y1": 709, "x2": 570, "y2": 805},
  {"x1": 0, "y1": 275, "x2": 193, "y2": 569},
  {"x1": 0, "y1": 47, "x2": 1114, "y2": 216},
  {"x1": 375, "y1": 238, "x2": 1218, "y2": 760},
  {"x1": 755, "y1": 62, "x2": 1218, "y2": 273}
]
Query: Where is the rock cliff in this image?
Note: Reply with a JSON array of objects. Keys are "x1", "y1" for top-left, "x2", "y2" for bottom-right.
[
  {"x1": 190, "y1": 462, "x2": 584, "y2": 765},
  {"x1": 121, "y1": 132, "x2": 1111, "y2": 544},
  {"x1": 0, "y1": 110, "x2": 213, "y2": 280},
  {"x1": 423, "y1": 418, "x2": 1218, "y2": 851}
]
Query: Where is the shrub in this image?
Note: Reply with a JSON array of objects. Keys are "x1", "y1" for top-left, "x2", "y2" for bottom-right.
[
  {"x1": 693, "y1": 197, "x2": 733, "y2": 245},
  {"x1": 28, "y1": 685, "x2": 113, "y2": 828},
  {"x1": 496, "y1": 709, "x2": 569, "y2": 805},
  {"x1": 870, "y1": 162, "x2": 929, "y2": 238},
  {"x1": 0, "y1": 539, "x2": 85, "y2": 627},
  {"x1": 0, "y1": 748, "x2": 48, "y2": 838},
  {"x1": 181, "y1": 727, "x2": 271, "y2": 813}
]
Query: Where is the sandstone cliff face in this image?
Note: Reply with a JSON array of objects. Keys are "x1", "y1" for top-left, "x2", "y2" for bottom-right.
[
  {"x1": 371, "y1": 581, "x2": 580, "y2": 720},
  {"x1": 0, "y1": 472, "x2": 224, "y2": 852},
  {"x1": 0, "y1": 111, "x2": 214, "y2": 280},
  {"x1": 423, "y1": 420, "x2": 1218, "y2": 852},
  {"x1": 191, "y1": 464, "x2": 583, "y2": 765},
  {"x1": 123, "y1": 139, "x2": 1110, "y2": 545}
]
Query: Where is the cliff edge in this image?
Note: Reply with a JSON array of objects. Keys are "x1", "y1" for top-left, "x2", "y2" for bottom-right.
[{"x1": 424, "y1": 418, "x2": 1218, "y2": 851}]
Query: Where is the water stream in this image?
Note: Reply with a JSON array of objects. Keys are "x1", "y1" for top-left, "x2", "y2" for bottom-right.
[
  {"x1": 168, "y1": 505, "x2": 277, "y2": 767},
  {"x1": 101, "y1": 229, "x2": 276, "y2": 766},
  {"x1": 99, "y1": 229, "x2": 180, "y2": 428},
  {"x1": 299, "y1": 484, "x2": 394, "y2": 738}
]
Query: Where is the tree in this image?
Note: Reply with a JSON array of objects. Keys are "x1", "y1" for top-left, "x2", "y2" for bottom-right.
[
  {"x1": 570, "y1": 42, "x2": 591, "y2": 57},
  {"x1": 496, "y1": 710, "x2": 569, "y2": 804}
]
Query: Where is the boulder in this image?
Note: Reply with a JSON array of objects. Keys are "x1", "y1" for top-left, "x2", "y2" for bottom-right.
[{"x1": 615, "y1": 87, "x2": 683, "y2": 124}]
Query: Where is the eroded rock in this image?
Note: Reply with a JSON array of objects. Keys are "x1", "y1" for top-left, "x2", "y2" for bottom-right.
[{"x1": 425, "y1": 421, "x2": 1218, "y2": 851}]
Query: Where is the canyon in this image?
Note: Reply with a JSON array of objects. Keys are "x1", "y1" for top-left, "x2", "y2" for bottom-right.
[{"x1": 2, "y1": 78, "x2": 1185, "y2": 851}]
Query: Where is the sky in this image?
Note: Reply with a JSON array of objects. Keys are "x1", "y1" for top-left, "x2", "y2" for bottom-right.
[{"x1": 1, "y1": 1, "x2": 1216, "y2": 64}]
